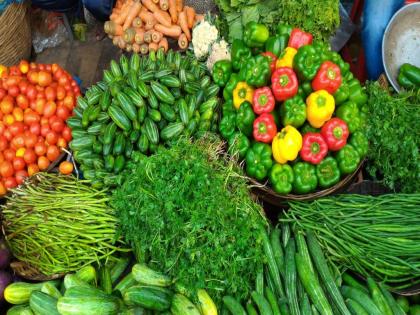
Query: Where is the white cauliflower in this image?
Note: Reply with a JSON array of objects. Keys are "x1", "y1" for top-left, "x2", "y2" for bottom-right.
[
  {"x1": 192, "y1": 21, "x2": 219, "y2": 60},
  {"x1": 207, "y1": 40, "x2": 231, "y2": 72}
]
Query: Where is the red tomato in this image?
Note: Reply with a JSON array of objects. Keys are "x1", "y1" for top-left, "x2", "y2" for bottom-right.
[
  {"x1": 62, "y1": 126, "x2": 72, "y2": 142},
  {"x1": 38, "y1": 71, "x2": 52, "y2": 87},
  {"x1": 58, "y1": 76, "x2": 69, "y2": 86},
  {"x1": 50, "y1": 118, "x2": 64, "y2": 133},
  {"x1": 40, "y1": 117, "x2": 49, "y2": 126},
  {"x1": 45, "y1": 64, "x2": 52, "y2": 72},
  {"x1": 0, "y1": 161, "x2": 14, "y2": 177},
  {"x1": 4, "y1": 177, "x2": 17, "y2": 189},
  {"x1": 18, "y1": 80, "x2": 28, "y2": 94},
  {"x1": 0, "y1": 181, "x2": 6, "y2": 195},
  {"x1": 34, "y1": 98, "x2": 46, "y2": 115},
  {"x1": 63, "y1": 95, "x2": 74, "y2": 110},
  {"x1": 56, "y1": 86, "x2": 66, "y2": 100},
  {"x1": 11, "y1": 135, "x2": 25, "y2": 149},
  {"x1": 26, "y1": 84, "x2": 37, "y2": 100},
  {"x1": 29, "y1": 62, "x2": 37, "y2": 70},
  {"x1": 27, "y1": 163, "x2": 39, "y2": 176},
  {"x1": 9, "y1": 122, "x2": 24, "y2": 136},
  {"x1": 3, "y1": 148, "x2": 15, "y2": 161},
  {"x1": 19, "y1": 60, "x2": 29, "y2": 74},
  {"x1": 34, "y1": 142, "x2": 47, "y2": 156},
  {"x1": 8, "y1": 85, "x2": 19, "y2": 98},
  {"x1": 0, "y1": 135, "x2": 7, "y2": 151},
  {"x1": 12, "y1": 157, "x2": 25, "y2": 171},
  {"x1": 40, "y1": 125, "x2": 50, "y2": 137},
  {"x1": 59, "y1": 161, "x2": 73, "y2": 175},
  {"x1": 45, "y1": 131, "x2": 58, "y2": 145},
  {"x1": 46, "y1": 145, "x2": 60, "y2": 161},
  {"x1": 8, "y1": 66, "x2": 21, "y2": 77},
  {"x1": 29, "y1": 122, "x2": 41, "y2": 135},
  {"x1": 12, "y1": 107, "x2": 24, "y2": 122},
  {"x1": 73, "y1": 87, "x2": 80, "y2": 96},
  {"x1": 27, "y1": 71, "x2": 39, "y2": 85},
  {"x1": 15, "y1": 170, "x2": 28, "y2": 185},
  {"x1": 38, "y1": 64, "x2": 45, "y2": 71},
  {"x1": 56, "y1": 105, "x2": 70, "y2": 120},
  {"x1": 23, "y1": 148, "x2": 36, "y2": 164},
  {"x1": 37, "y1": 156, "x2": 50, "y2": 170},
  {"x1": 57, "y1": 137, "x2": 67, "y2": 148},
  {"x1": 0, "y1": 96, "x2": 14, "y2": 114},
  {"x1": 43, "y1": 101, "x2": 56, "y2": 118},
  {"x1": 3, "y1": 129, "x2": 12, "y2": 141},
  {"x1": 16, "y1": 94, "x2": 29, "y2": 109},
  {"x1": 23, "y1": 111, "x2": 40, "y2": 125},
  {"x1": 24, "y1": 133, "x2": 37, "y2": 148},
  {"x1": 0, "y1": 88, "x2": 6, "y2": 100},
  {"x1": 45, "y1": 86, "x2": 56, "y2": 101},
  {"x1": 0, "y1": 121, "x2": 5, "y2": 135},
  {"x1": 51, "y1": 64, "x2": 59, "y2": 74}
]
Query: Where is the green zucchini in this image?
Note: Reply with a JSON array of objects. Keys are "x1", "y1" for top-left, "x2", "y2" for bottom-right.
[
  {"x1": 29, "y1": 291, "x2": 59, "y2": 315},
  {"x1": 123, "y1": 286, "x2": 172, "y2": 311},
  {"x1": 251, "y1": 291, "x2": 273, "y2": 315},
  {"x1": 108, "y1": 105, "x2": 132, "y2": 131},
  {"x1": 160, "y1": 122, "x2": 184, "y2": 141},
  {"x1": 150, "y1": 81, "x2": 175, "y2": 104},
  {"x1": 222, "y1": 296, "x2": 247, "y2": 315},
  {"x1": 345, "y1": 298, "x2": 369, "y2": 315},
  {"x1": 143, "y1": 118, "x2": 159, "y2": 144},
  {"x1": 341, "y1": 286, "x2": 382, "y2": 315},
  {"x1": 132, "y1": 264, "x2": 171, "y2": 287},
  {"x1": 57, "y1": 296, "x2": 119, "y2": 315}
]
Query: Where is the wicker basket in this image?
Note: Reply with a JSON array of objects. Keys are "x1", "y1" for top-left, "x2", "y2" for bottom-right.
[
  {"x1": 251, "y1": 160, "x2": 365, "y2": 206},
  {"x1": 0, "y1": 3, "x2": 32, "y2": 66},
  {"x1": 10, "y1": 261, "x2": 64, "y2": 281}
]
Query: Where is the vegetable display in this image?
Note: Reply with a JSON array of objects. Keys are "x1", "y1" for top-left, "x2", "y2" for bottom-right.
[
  {"x1": 0, "y1": 61, "x2": 79, "y2": 195},
  {"x1": 69, "y1": 50, "x2": 219, "y2": 186},
  {"x1": 398, "y1": 63, "x2": 420, "y2": 91},
  {"x1": 104, "y1": 0, "x2": 203, "y2": 53},
  {"x1": 1, "y1": 173, "x2": 126, "y2": 275},
  {"x1": 216, "y1": 23, "x2": 368, "y2": 195},
  {"x1": 111, "y1": 137, "x2": 266, "y2": 307},
  {"x1": 283, "y1": 193, "x2": 420, "y2": 289}
]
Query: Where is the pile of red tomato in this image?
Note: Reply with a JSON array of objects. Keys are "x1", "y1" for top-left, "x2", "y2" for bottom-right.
[{"x1": 0, "y1": 61, "x2": 79, "y2": 195}]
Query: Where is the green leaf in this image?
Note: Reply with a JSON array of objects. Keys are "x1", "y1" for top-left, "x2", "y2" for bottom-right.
[
  {"x1": 228, "y1": 16, "x2": 244, "y2": 41},
  {"x1": 241, "y1": 5, "x2": 260, "y2": 26}
]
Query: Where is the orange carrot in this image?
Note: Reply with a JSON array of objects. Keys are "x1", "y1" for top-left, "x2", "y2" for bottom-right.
[
  {"x1": 185, "y1": 6, "x2": 195, "y2": 29},
  {"x1": 151, "y1": 31, "x2": 163, "y2": 43},
  {"x1": 149, "y1": 42, "x2": 159, "y2": 51},
  {"x1": 141, "y1": 0, "x2": 159, "y2": 13},
  {"x1": 194, "y1": 14, "x2": 204, "y2": 24},
  {"x1": 112, "y1": 36, "x2": 121, "y2": 46},
  {"x1": 140, "y1": 43, "x2": 149, "y2": 54},
  {"x1": 168, "y1": 0, "x2": 177, "y2": 23},
  {"x1": 153, "y1": 10, "x2": 172, "y2": 27},
  {"x1": 105, "y1": 21, "x2": 123, "y2": 36},
  {"x1": 123, "y1": 28, "x2": 136, "y2": 43},
  {"x1": 154, "y1": 23, "x2": 181, "y2": 38},
  {"x1": 139, "y1": 5, "x2": 149, "y2": 16},
  {"x1": 178, "y1": 33, "x2": 188, "y2": 50},
  {"x1": 114, "y1": 3, "x2": 131, "y2": 25},
  {"x1": 140, "y1": 11, "x2": 157, "y2": 30},
  {"x1": 158, "y1": 37, "x2": 169, "y2": 52},
  {"x1": 134, "y1": 28, "x2": 145, "y2": 44},
  {"x1": 132, "y1": 43, "x2": 141, "y2": 53},
  {"x1": 123, "y1": 1, "x2": 142, "y2": 30},
  {"x1": 151, "y1": 0, "x2": 159, "y2": 3},
  {"x1": 178, "y1": 11, "x2": 190, "y2": 41},
  {"x1": 132, "y1": 16, "x2": 143, "y2": 28},
  {"x1": 175, "y1": 0, "x2": 183, "y2": 12},
  {"x1": 118, "y1": 37, "x2": 127, "y2": 49},
  {"x1": 144, "y1": 31, "x2": 153, "y2": 43},
  {"x1": 159, "y1": 0, "x2": 169, "y2": 10},
  {"x1": 126, "y1": 44, "x2": 133, "y2": 52}
]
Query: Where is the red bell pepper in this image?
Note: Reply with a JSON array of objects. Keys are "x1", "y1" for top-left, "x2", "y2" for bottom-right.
[
  {"x1": 312, "y1": 61, "x2": 342, "y2": 94},
  {"x1": 261, "y1": 51, "x2": 277, "y2": 73},
  {"x1": 300, "y1": 132, "x2": 328, "y2": 164},
  {"x1": 271, "y1": 67, "x2": 299, "y2": 101},
  {"x1": 288, "y1": 28, "x2": 313, "y2": 49},
  {"x1": 252, "y1": 86, "x2": 275, "y2": 114},
  {"x1": 253, "y1": 113, "x2": 277, "y2": 143},
  {"x1": 321, "y1": 118, "x2": 349, "y2": 151}
]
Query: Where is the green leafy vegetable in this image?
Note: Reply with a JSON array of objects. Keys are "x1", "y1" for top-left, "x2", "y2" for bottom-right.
[{"x1": 111, "y1": 136, "x2": 267, "y2": 306}]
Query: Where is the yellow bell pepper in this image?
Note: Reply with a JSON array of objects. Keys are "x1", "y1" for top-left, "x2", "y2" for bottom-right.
[
  {"x1": 0, "y1": 64, "x2": 8, "y2": 78},
  {"x1": 276, "y1": 47, "x2": 297, "y2": 69},
  {"x1": 272, "y1": 126, "x2": 303, "y2": 164},
  {"x1": 306, "y1": 90, "x2": 335, "y2": 128},
  {"x1": 233, "y1": 82, "x2": 254, "y2": 109}
]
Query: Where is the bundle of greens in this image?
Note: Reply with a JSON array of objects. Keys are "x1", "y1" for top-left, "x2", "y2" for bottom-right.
[
  {"x1": 365, "y1": 82, "x2": 420, "y2": 193},
  {"x1": 111, "y1": 136, "x2": 267, "y2": 306},
  {"x1": 1, "y1": 173, "x2": 126, "y2": 275},
  {"x1": 214, "y1": 0, "x2": 339, "y2": 42}
]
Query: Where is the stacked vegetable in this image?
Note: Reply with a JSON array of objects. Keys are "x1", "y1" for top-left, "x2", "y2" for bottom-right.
[
  {"x1": 104, "y1": 0, "x2": 203, "y2": 53},
  {"x1": 0, "y1": 61, "x2": 78, "y2": 195},
  {"x1": 68, "y1": 49, "x2": 219, "y2": 186},
  {"x1": 214, "y1": 23, "x2": 369, "y2": 195},
  {"x1": 4, "y1": 259, "x2": 219, "y2": 315}
]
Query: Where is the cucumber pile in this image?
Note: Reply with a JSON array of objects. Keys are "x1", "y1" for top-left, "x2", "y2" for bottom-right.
[
  {"x1": 68, "y1": 48, "x2": 220, "y2": 186},
  {"x1": 222, "y1": 225, "x2": 408, "y2": 315},
  {"x1": 5, "y1": 258, "x2": 218, "y2": 315}
]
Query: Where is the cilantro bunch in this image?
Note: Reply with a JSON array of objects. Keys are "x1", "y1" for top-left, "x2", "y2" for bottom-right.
[{"x1": 111, "y1": 137, "x2": 267, "y2": 305}]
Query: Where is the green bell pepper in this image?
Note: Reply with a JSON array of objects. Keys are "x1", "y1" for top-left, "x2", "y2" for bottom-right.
[
  {"x1": 246, "y1": 142, "x2": 273, "y2": 180},
  {"x1": 228, "y1": 132, "x2": 251, "y2": 159},
  {"x1": 269, "y1": 163, "x2": 294, "y2": 195},
  {"x1": 397, "y1": 63, "x2": 420, "y2": 89},
  {"x1": 245, "y1": 55, "x2": 272, "y2": 87},
  {"x1": 328, "y1": 51, "x2": 350, "y2": 78},
  {"x1": 336, "y1": 144, "x2": 360, "y2": 174},
  {"x1": 333, "y1": 81, "x2": 350, "y2": 105},
  {"x1": 312, "y1": 40, "x2": 330, "y2": 62},
  {"x1": 244, "y1": 22, "x2": 269, "y2": 48},
  {"x1": 265, "y1": 35, "x2": 288, "y2": 57},
  {"x1": 292, "y1": 162, "x2": 318, "y2": 194},
  {"x1": 316, "y1": 157, "x2": 341, "y2": 189},
  {"x1": 280, "y1": 95, "x2": 307, "y2": 128},
  {"x1": 236, "y1": 101, "x2": 256, "y2": 136},
  {"x1": 300, "y1": 123, "x2": 319, "y2": 135},
  {"x1": 212, "y1": 60, "x2": 232, "y2": 87},
  {"x1": 222, "y1": 99, "x2": 235, "y2": 116},
  {"x1": 293, "y1": 45, "x2": 321, "y2": 81},
  {"x1": 336, "y1": 101, "x2": 361, "y2": 133},
  {"x1": 348, "y1": 79, "x2": 368, "y2": 106},
  {"x1": 277, "y1": 23, "x2": 292, "y2": 36},
  {"x1": 219, "y1": 111, "x2": 236, "y2": 140},
  {"x1": 223, "y1": 73, "x2": 240, "y2": 101},
  {"x1": 349, "y1": 131, "x2": 368, "y2": 158},
  {"x1": 231, "y1": 39, "x2": 252, "y2": 71}
]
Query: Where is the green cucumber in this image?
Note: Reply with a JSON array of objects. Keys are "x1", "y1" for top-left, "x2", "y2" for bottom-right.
[
  {"x1": 150, "y1": 81, "x2": 175, "y2": 104},
  {"x1": 75, "y1": 265, "x2": 97, "y2": 284},
  {"x1": 117, "y1": 93, "x2": 137, "y2": 121},
  {"x1": 139, "y1": 70, "x2": 154, "y2": 82},
  {"x1": 378, "y1": 283, "x2": 405, "y2": 315},
  {"x1": 137, "y1": 80, "x2": 149, "y2": 97},
  {"x1": 137, "y1": 133, "x2": 149, "y2": 153},
  {"x1": 103, "y1": 70, "x2": 114, "y2": 84},
  {"x1": 270, "y1": 228, "x2": 285, "y2": 279},
  {"x1": 160, "y1": 75, "x2": 181, "y2": 88},
  {"x1": 341, "y1": 286, "x2": 381, "y2": 315},
  {"x1": 160, "y1": 122, "x2": 184, "y2": 141},
  {"x1": 87, "y1": 122, "x2": 103, "y2": 135},
  {"x1": 67, "y1": 117, "x2": 83, "y2": 130},
  {"x1": 108, "y1": 105, "x2": 132, "y2": 131},
  {"x1": 300, "y1": 294, "x2": 312, "y2": 315},
  {"x1": 187, "y1": 94, "x2": 198, "y2": 117},
  {"x1": 114, "y1": 155, "x2": 126, "y2": 173},
  {"x1": 159, "y1": 103, "x2": 176, "y2": 122},
  {"x1": 345, "y1": 299, "x2": 369, "y2": 315},
  {"x1": 130, "y1": 53, "x2": 140, "y2": 72},
  {"x1": 115, "y1": 273, "x2": 137, "y2": 294},
  {"x1": 171, "y1": 294, "x2": 200, "y2": 315},
  {"x1": 104, "y1": 155, "x2": 115, "y2": 171},
  {"x1": 123, "y1": 286, "x2": 172, "y2": 311},
  {"x1": 200, "y1": 76, "x2": 211, "y2": 89},
  {"x1": 342, "y1": 274, "x2": 368, "y2": 295},
  {"x1": 256, "y1": 267, "x2": 264, "y2": 296},
  {"x1": 113, "y1": 133, "x2": 126, "y2": 155},
  {"x1": 77, "y1": 97, "x2": 89, "y2": 111},
  {"x1": 251, "y1": 291, "x2": 273, "y2": 315},
  {"x1": 120, "y1": 54, "x2": 130, "y2": 75},
  {"x1": 137, "y1": 105, "x2": 147, "y2": 123},
  {"x1": 99, "y1": 266, "x2": 113, "y2": 294},
  {"x1": 281, "y1": 223, "x2": 291, "y2": 248},
  {"x1": 110, "y1": 59, "x2": 122, "y2": 78},
  {"x1": 125, "y1": 141, "x2": 133, "y2": 158},
  {"x1": 41, "y1": 282, "x2": 62, "y2": 299},
  {"x1": 144, "y1": 118, "x2": 159, "y2": 144},
  {"x1": 6, "y1": 305, "x2": 34, "y2": 315},
  {"x1": 285, "y1": 238, "x2": 300, "y2": 315},
  {"x1": 130, "y1": 130, "x2": 140, "y2": 143},
  {"x1": 110, "y1": 256, "x2": 130, "y2": 284},
  {"x1": 148, "y1": 108, "x2": 162, "y2": 122},
  {"x1": 126, "y1": 88, "x2": 145, "y2": 108},
  {"x1": 178, "y1": 99, "x2": 189, "y2": 125},
  {"x1": 148, "y1": 90, "x2": 159, "y2": 109},
  {"x1": 154, "y1": 69, "x2": 172, "y2": 79},
  {"x1": 366, "y1": 278, "x2": 393, "y2": 315},
  {"x1": 86, "y1": 90, "x2": 101, "y2": 106},
  {"x1": 57, "y1": 296, "x2": 119, "y2": 315},
  {"x1": 29, "y1": 291, "x2": 59, "y2": 315},
  {"x1": 222, "y1": 296, "x2": 247, "y2": 315},
  {"x1": 246, "y1": 302, "x2": 259, "y2": 315},
  {"x1": 104, "y1": 122, "x2": 117, "y2": 145},
  {"x1": 70, "y1": 137, "x2": 94, "y2": 151},
  {"x1": 132, "y1": 264, "x2": 171, "y2": 287},
  {"x1": 97, "y1": 111, "x2": 110, "y2": 124},
  {"x1": 265, "y1": 286, "x2": 281, "y2": 315},
  {"x1": 205, "y1": 84, "x2": 220, "y2": 98},
  {"x1": 73, "y1": 106, "x2": 82, "y2": 119}
]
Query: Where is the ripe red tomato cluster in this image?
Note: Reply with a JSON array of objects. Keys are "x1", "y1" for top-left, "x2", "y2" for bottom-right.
[{"x1": 0, "y1": 60, "x2": 80, "y2": 195}]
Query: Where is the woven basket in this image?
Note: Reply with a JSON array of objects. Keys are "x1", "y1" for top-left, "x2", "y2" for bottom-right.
[
  {"x1": 10, "y1": 261, "x2": 64, "y2": 281},
  {"x1": 0, "y1": 3, "x2": 32, "y2": 66},
  {"x1": 251, "y1": 160, "x2": 365, "y2": 206}
]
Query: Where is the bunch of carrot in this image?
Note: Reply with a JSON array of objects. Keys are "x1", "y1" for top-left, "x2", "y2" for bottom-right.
[{"x1": 104, "y1": 0, "x2": 203, "y2": 54}]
